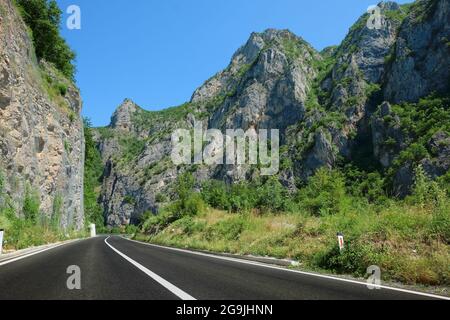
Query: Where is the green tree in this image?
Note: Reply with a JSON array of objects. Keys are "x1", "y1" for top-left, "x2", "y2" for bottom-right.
[
  {"x1": 16, "y1": 0, "x2": 76, "y2": 79},
  {"x1": 83, "y1": 118, "x2": 105, "y2": 229},
  {"x1": 174, "y1": 172, "x2": 205, "y2": 217},
  {"x1": 297, "y1": 168, "x2": 347, "y2": 216}
]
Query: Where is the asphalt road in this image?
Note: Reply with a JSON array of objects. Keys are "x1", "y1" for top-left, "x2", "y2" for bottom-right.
[{"x1": 0, "y1": 236, "x2": 446, "y2": 300}]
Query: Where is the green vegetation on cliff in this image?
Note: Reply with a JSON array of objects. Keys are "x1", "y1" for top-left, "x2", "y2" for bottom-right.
[
  {"x1": 15, "y1": 0, "x2": 76, "y2": 79},
  {"x1": 83, "y1": 118, "x2": 105, "y2": 231},
  {"x1": 0, "y1": 171, "x2": 84, "y2": 250}
]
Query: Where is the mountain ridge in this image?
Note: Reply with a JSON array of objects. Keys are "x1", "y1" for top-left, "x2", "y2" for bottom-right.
[{"x1": 93, "y1": 0, "x2": 449, "y2": 227}]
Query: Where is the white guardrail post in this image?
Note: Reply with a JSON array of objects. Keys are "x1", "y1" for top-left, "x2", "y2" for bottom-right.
[{"x1": 0, "y1": 229, "x2": 4, "y2": 255}]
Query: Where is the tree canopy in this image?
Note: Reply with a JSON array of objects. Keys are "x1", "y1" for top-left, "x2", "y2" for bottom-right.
[{"x1": 16, "y1": 0, "x2": 76, "y2": 80}]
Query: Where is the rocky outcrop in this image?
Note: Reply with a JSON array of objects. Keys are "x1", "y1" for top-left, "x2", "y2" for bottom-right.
[
  {"x1": 371, "y1": 102, "x2": 406, "y2": 168},
  {"x1": 384, "y1": 0, "x2": 450, "y2": 103},
  {"x1": 206, "y1": 29, "x2": 320, "y2": 133},
  {"x1": 0, "y1": 0, "x2": 84, "y2": 229}
]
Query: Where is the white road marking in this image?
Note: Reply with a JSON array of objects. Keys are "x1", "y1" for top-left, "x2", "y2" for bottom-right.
[
  {"x1": 123, "y1": 237, "x2": 450, "y2": 301},
  {"x1": 0, "y1": 240, "x2": 80, "y2": 267},
  {"x1": 104, "y1": 236, "x2": 196, "y2": 301}
]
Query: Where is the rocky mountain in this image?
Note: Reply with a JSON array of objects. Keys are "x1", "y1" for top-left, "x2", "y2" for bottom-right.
[
  {"x1": 0, "y1": 0, "x2": 84, "y2": 229},
  {"x1": 95, "y1": 0, "x2": 449, "y2": 227}
]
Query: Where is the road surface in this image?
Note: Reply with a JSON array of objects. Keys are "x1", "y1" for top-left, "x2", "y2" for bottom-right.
[{"x1": 0, "y1": 236, "x2": 446, "y2": 300}]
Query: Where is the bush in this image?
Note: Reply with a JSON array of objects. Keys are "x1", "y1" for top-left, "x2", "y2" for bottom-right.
[
  {"x1": 228, "y1": 183, "x2": 258, "y2": 213},
  {"x1": 125, "y1": 224, "x2": 140, "y2": 235},
  {"x1": 174, "y1": 192, "x2": 205, "y2": 217},
  {"x1": 169, "y1": 172, "x2": 206, "y2": 217},
  {"x1": 172, "y1": 216, "x2": 206, "y2": 236},
  {"x1": 142, "y1": 208, "x2": 180, "y2": 234},
  {"x1": 202, "y1": 180, "x2": 230, "y2": 210},
  {"x1": 202, "y1": 178, "x2": 296, "y2": 214},
  {"x1": 155, "y1": 193, "x2": 168, "y2": 203},
  {"x1": 296, "y1": 168, "x2": 347, "y2": 216},
  {"x1": 410, "y1": 165, "x2": 446, "y2": 207},
  {"x1": 23, "y1": 187, "x2": 40, "y2": 223},
  {"x1": 205, "y1": 216, "x2": 247, "y2": 241},
  {"x1": 316, "y1": 240, "x2": 378, "y2": 276},
  {"x1": 57, "y1": 83, "x2": 67, "y2": 96}
]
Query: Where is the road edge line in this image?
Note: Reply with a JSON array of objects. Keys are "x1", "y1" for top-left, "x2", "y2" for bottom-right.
[
  {"x1": 104, "y1": 236, "x2": 196, "y2": 301},
  {"x1": 0, "y1": 239, "x2": 82, "y2": 267},
  {"x1": 123, "y1": 236, "x2": 450, "y2": 301}
]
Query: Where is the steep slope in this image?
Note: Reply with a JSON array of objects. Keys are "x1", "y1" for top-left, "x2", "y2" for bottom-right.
[
  {"x1": 0, "y1": 0, "x2": 84, "y2": 229},
  {"x1": 96, "y1": 0, "x2": 450, "y2": 227}
]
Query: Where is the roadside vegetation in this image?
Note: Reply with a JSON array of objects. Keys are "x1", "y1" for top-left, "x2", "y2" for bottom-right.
[
  {"x1": 0, "y1": 171, "x2": 86, "y2": 251},
  {"x1": 135, "y1": 166, "x2": 449, "y2": 287}
]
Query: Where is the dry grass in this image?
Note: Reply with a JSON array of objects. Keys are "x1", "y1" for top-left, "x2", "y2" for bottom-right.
[{"x1": 137, "y1": 202, "x2": 450, "y2": 286}]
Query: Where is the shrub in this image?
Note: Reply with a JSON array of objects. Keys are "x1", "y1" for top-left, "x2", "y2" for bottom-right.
[
  {"x1": 125, "y1": 224, "x2": 140, "y2": 235},
  {"x1": 123, "y1": 195, "x2": 136, "y2": 205},
  {"x1": 410, "y1": 165, "x2": 446, "y2": 207},
  {"x1": 142, "y1": 208, "x2": 180, "y2": 234},
  {"x1": 50, "y1": 194, "x2": 62, "y2": 229},
  {"x1": 174, "y1": 192, "x2": 205, "y2": 217},
  {"x1": 201, "y1": 180, "x2": 230, "y2": 210},
  {"x1": 206, "y1": 216, "x2": 247, "y2": 241},
  {"x1": 155, "y1": 193, "x2": 167, "y2": 203},
  {"x1": 358, "y1": 172, "x2": 387, "y2": 204},
  {"x1": 228, "y1": 182, "x2": 258, "y2": 213},
  {"x1": 23, "y1": 187, "x2": 40, "y2": 223},
  {"x1": 296, "y1": 168, "x2": 347, "y2": 216},
  {"x1": 57, "y1": 83, "x2": 67, "y2": 96},
  {"x1": 316, "y1": 240, "x2": 378, "y2": 276},
  {"x1": 172, "y1": 216, "x2": 206, "y2": 236}
]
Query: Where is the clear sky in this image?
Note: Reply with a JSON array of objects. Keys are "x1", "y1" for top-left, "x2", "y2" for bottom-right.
[{"x1": 57, "y1": 0, "x2": 413, "y2": 127}]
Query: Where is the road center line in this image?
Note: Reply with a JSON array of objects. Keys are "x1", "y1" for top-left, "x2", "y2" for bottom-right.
[
  {"x1": 104, "y1": 236, "x2": 196, "y2": 301},
  {"x1": 123, "y1": 237, "x2": 450, "y2": 301}
]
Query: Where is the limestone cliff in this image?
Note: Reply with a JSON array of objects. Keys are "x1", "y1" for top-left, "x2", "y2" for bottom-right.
[{"x1": 0, "y1": 0, "x2": 84, "y2": 229}]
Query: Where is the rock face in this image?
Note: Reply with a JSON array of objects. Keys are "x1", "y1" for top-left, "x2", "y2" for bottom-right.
[
  {"x1": 205, "y1": 29, "x2": 319, "y2": 133},
  {"x1": 384, "y1": 0, "x2": 450, "y2": 103},
  {"x1": 95, "y1": 0, "x2": 450, "y2": 227},
  {"x1": 0, "y1": 0, "x2": 84, "y2": 229}
]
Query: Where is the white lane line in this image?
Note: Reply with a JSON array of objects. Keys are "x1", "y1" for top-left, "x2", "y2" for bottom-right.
[
  {"x1": 104, "y1": 236, "x2": 196, "y2": 301},
  {"x1": 123, "y1": 237, "x2": 450, "y2": 301},
  {"x1": 0, "y1": 240, "x2": 80, "y2": 267}
]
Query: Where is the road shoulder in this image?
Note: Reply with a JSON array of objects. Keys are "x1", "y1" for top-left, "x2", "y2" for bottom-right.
[
  {"x1": 0, "y1": 238, "x2": 83, "y2": 266},
  {"x1": 123, "y1": 236, "x2": 450, "y2": 300}
]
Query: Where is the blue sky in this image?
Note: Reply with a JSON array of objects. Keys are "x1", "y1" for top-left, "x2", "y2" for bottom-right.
[{"x1": 57, "y1": 0, "x2": 413, "y2": 127}]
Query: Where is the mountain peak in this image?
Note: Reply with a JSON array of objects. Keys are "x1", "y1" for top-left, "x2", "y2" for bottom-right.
[
  {"x1": 377, "y1": 1, "x2": 401, "y2": 11},
  {"x1": 110, "y1": 98, "x2": 139, "y2": 131}
]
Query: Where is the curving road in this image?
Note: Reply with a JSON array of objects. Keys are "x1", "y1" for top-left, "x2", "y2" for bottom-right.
[{"x1": 0, "y1": 236, "x2": 446, "y2": 300}]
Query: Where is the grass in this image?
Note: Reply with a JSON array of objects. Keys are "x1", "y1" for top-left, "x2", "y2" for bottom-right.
[
  {"x1": 0, "y1": 205, "x2": 86, "y2": 251},
  {"x1": 135, "y1": 201, "x2": 449, "y2": 286},
  {"x1": 135, "y1": 169, "x2": 450, "y2": 287}
]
